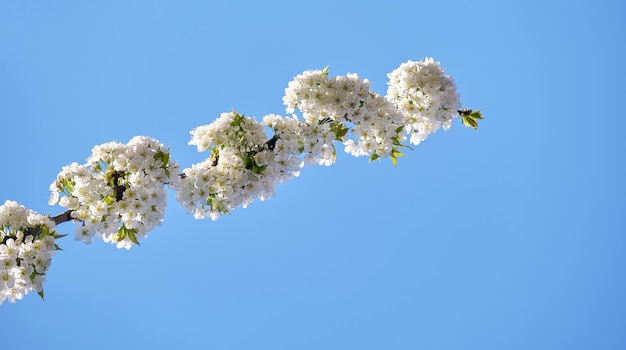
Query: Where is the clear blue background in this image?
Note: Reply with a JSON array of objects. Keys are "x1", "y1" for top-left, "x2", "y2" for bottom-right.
[{"x1": 1, "y1": 1, "x2": 624, "y2": 349}]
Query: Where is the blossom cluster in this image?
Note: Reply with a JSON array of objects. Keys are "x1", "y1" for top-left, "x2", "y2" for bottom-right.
[
  {"x1": 283, "y1": 69, "x2": 406, "y2": 161},
  {"x1": 387, "y1": 58, "x2": 461, "y2": 145},
  {"x1": 177, "y1": 111, "x2": 304, "y2": 220},
  {"x1": 49, "y1": 136, "x2": 179, "y2": 249},
  {"x1": 1, "y1": 200, "x2": 61, "y2": 304},
  {"x1": 177, "y1": 58, "x2": 465, "y2": 219}
]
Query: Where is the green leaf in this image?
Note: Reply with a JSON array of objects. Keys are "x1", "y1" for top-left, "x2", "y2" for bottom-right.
[
  {"x1": 126, "y1": 229, "x2": 140, "y2": 246},
  {"x1": 29, "y1": 268, "x2": 38, "y2": 281},
  {"x1": 252, "y1": 163, "x2": 268, "y2": 174},
  {"x1": 462, "y1": 115, "x2": 478, "y2": 129},
  {"x1": 470, "y1": 110, "x2": 484, "y2": 119},
  {"x1": 329, "y1": 121, "x2": 349, "y2": 141},
  {"x1": 207, "y1": 194, "x2": 217, "y2": 210},
  {"x1": 103, "y1": 195, "x2": 115, "y2": 206},
  {"x1": 161, "y1": 152, "x2": 171, "y2": 176},
  {"x1": 154, "y1": 150, "x2": 170, "y2": 170},
  {"x1": 459, "y1": 109, "x2": 483, "y2": 130},
  {"x1": 338, "y1": 127, "x2": 349, "y2": 138},
  {"x1": 38, "y1": 290, "x2": 44, "y2": 300},
  {"x1": 243, "y1": 154, "x2": 254, "y2": 170},
  {"x1": 114, "y1": 225, "x2": 140, "y2": 245},
  {"x1": 369, "y1": 153, "x2": 380, "y2": 162},
  {"x1": 114, "y1": 227, "x2": 127, "y2": 242},
  {"x1": 388, "y1": 146, "x2": 406, "y2": 167},
  {"x1": 391, "y1": 137, "x2": 412, "y2": 150},
  {"x1": 230, "y1": 110, "x2": 245, "y2": 127},
  {"x1": 321, "y1": 65, "x2": 329, "y2": 78},
  {"x1": 390, "y1": 154, "x2": 397, "y2": 167},
  {"x1": 393, "y1": 150, "x2": 405, "y2": 158}
]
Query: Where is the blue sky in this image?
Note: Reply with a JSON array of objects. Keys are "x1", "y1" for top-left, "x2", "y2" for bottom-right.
[{"x1": 1, "y1": 0, "x2": 624, "y2": 349}]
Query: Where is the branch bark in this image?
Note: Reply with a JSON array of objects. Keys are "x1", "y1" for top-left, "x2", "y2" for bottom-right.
[{"x1": 51, "y1": 210, "x2": 73, "y2": 225}]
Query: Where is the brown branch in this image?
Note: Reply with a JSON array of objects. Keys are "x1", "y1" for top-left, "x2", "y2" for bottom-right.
[
  {"x1": 266, "y1": 134, "x2": 279, "y2": 151},
  {"x1": 51, "y1": 210, "x2": 73, "y2": 225},
  {"x1": 111, "y1": 171, "x2": 126, "y2": 201}
]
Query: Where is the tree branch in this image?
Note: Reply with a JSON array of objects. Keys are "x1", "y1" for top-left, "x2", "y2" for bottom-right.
[
  {"x1": 266, "y1": 134, "x2": 278, "y2": 151},
  {"x1": 51, "y1": 210, "x2": 73, "y2": 225}
]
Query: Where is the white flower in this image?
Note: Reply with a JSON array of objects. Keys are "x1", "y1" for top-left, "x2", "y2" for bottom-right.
[{"x1": 75, "y1": 226, "x2": 93, "y2": 245}]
